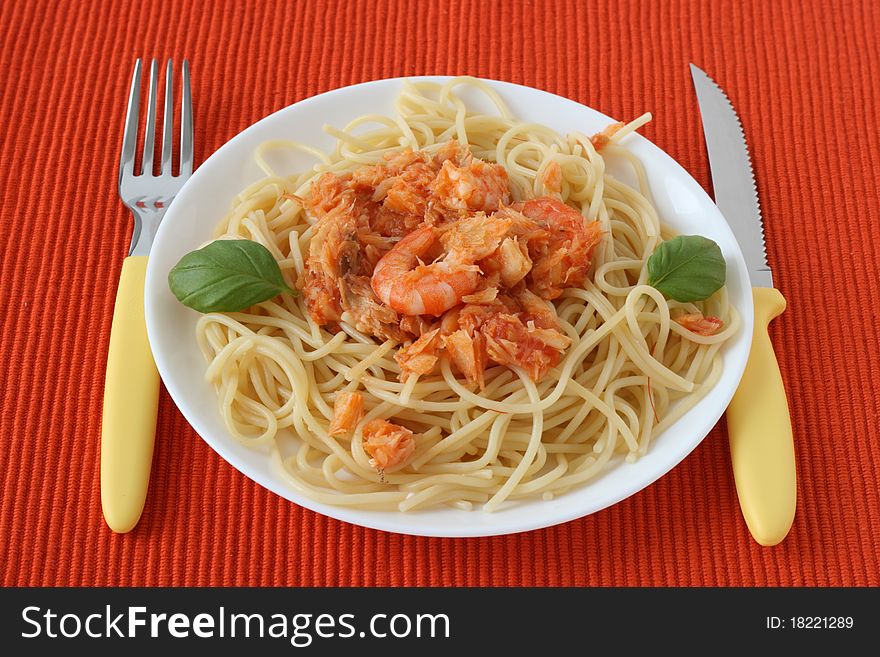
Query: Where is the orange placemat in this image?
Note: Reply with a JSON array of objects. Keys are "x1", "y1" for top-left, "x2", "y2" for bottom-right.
[{"x1": 1, "y1": 0, "x2": 878, "y2": 586}]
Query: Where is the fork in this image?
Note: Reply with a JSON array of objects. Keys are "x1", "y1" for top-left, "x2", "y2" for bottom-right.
[{"x1": 101, "y1": 59, "x2": 193, "y2": 533}]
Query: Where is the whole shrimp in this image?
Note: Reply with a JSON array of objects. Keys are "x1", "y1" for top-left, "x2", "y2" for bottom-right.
[
  {"x1": 369, "y1": 224, "x2": 484, "y2": 316},
  {"x1": 371, "y1": 212, "x2": 514, "y2": 317}
]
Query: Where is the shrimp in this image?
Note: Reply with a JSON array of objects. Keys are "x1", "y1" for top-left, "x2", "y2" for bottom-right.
[
  {"x1": 676, "y1": 312, "x2": 724, "y2": 336},
  {"x1": 456, "y1": 297, "x2": 519, "y2": 335},
  {"x1": 362, "y1": 243, "x2": 390, "y2": 272},
  {"x1": 373, "y1": 161, "x2": 436, "y2": 216},
  {"x1": 371, "y1": 225, "x2": 481, "y2": 316},
  {"x1": 315, "y1": 148, "x2": 448, "y2": 238},
  {"x1": 513, "y1": 197, "x2": 604, "y2": 299},
  {"x1": 541, "y1": 160, "x2": 563, "y2": 194},
  {"x1": 490, "y1": 206, "x2": 551, "y2": 253},
  {"x1": 303, "y1": 203, "x2": 404, "y2": 337},
  {"x1": 442, "y1": 298, "x2": 517, "y2": 388},
  {"x1": 394, "y1": 328, "x2": 441, "y2": 381},
  {"x1": 351, "y1": 148, "x2": 430, "y2": 190},
  {"x1": 446, "y1": 292, "x2": 568, "y2": 382},
  {"x1": 480, "y1": 236, "x2": 532, "y2": 288},
  {"x1": 439, "y1": 307, "x2": 461, "y2": 335},
  {"x1": 431, "y1": 140, "x2": 464, "y2": 167},
  {"x1": 590, "y1": 121, "x2": 624, "y2": 152},
  {"x1": 329, "y1": 391, "x2": 364, "y2": 436},
  {"x1": 307, "y1": 172, "x2": 357, "y2": 218},
  {"x1": 398, "y1": 314, "x2": 435, "y2": 338},
  {"x1": 338, "y1": 275, "x2": 404, "y2": 342},
  {"x1": 481, "y1": 312, "x2": 571, "y2": 381},
  {"x1": 301, "y1": 208, "x2": 361, "y2": 324},
  {"x1": 371, "y1": 207, "x2": 424, "y2": 238},
  {"x1": 461, "y1": 286, "x2": 498, "y2": 304},
  {"x1": 300, "y1": 270, "x2": 342, "y2": 325},
  {"x1": 432, "y1": 157, "x2": 510, "y2": 216},
  {"x1": 443, "y1": 329, "x2": 488, "y2": 389},
  {"x1": 439, "y1": 212, "x2": 512, "y2": 262},
  {"x1": 304, "y1": 147, "x2": 595, "y2": 385},
  {"x1": 361, "y1": 419, "x2": 416, "y2": 471},
  {"x1": 515, "y1": 288, "x2": 560, "y2": 329}
]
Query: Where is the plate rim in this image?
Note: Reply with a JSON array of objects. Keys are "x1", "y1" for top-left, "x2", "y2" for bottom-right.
[{"x1": 144, "y1": 75, "x2": 754, "y2": 537}]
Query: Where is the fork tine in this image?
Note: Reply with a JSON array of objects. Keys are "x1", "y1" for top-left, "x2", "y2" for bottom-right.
[
  {"x1": 119, "y1": 59, "x2": 142, "y2": 180},
  {"x1": 140, "y1": 60, "x2": 159, "y2": 176},
  {"x1": 160, "y1": 59, "x2": 174, "y2": 175},
  {"x1": 179, "y1": 60, "x2": 193, "y2": 178}
]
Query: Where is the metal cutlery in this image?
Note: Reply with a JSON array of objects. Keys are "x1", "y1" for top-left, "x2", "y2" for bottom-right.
[
  {"x1": 690, "y1": 64, "x2": 796, "y2": 546},
  {"x1": 101, "y1": 58, "x2": 193, "y2": 533}
]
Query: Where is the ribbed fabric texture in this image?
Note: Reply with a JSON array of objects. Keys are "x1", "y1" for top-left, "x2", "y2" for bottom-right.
[{"x1": 1, "y1": 0, "x2": 878, "y2": 586}]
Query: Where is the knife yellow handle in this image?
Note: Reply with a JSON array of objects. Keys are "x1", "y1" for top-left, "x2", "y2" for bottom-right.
[
  {"x1": 726, "y1": 287, "x2": 795, "y2": 546},
  {"x1": 100, "y1": 256, "x2": 160, "y2": 533}
]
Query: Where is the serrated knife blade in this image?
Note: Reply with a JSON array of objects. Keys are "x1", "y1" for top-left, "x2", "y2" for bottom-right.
[
  {"x1": 690, "y1": 64, "x2": 796, "y2": 547},
  {"x1": 689, "y1": 64, "x2": 773, "y2": 288}
]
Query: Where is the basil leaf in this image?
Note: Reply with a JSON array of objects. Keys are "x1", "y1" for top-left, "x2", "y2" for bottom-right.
[
  {"x1": 168, "y1": 239, "x2": 296, "y2": 313},
  {"x1": 647, "y1": 235, "x2": 726, "y2": 302}
]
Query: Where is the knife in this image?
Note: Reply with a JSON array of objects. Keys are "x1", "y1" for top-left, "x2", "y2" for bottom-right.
[{"x1": 689, "y1": 64, "x2": 796, "y2": 546}]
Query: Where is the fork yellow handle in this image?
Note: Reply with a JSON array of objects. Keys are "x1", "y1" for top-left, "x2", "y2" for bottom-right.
[
  {"x1": 100, "y1": 256, "x2": 160, "y2": 533},
  {"x1": 726, "y1": 287, "x2": 796, "y2": 546}
]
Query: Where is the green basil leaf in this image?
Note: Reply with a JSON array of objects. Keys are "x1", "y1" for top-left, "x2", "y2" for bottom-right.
[
  {"x1": 647, "y1": 235, "x2": 726, "y2": 302},
  {"x1": 168, "y1": 239, "x2": 296, "y2": 313}
]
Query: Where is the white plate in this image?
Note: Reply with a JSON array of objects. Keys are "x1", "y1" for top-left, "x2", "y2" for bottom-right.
[{"x1": 145, "y1": 76, "x2": 753, "y2": 537}]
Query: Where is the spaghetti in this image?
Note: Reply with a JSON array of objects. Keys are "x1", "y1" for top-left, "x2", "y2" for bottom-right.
[{"x1": 195, "y1": 77, "x2": 738, "y2": 512}]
